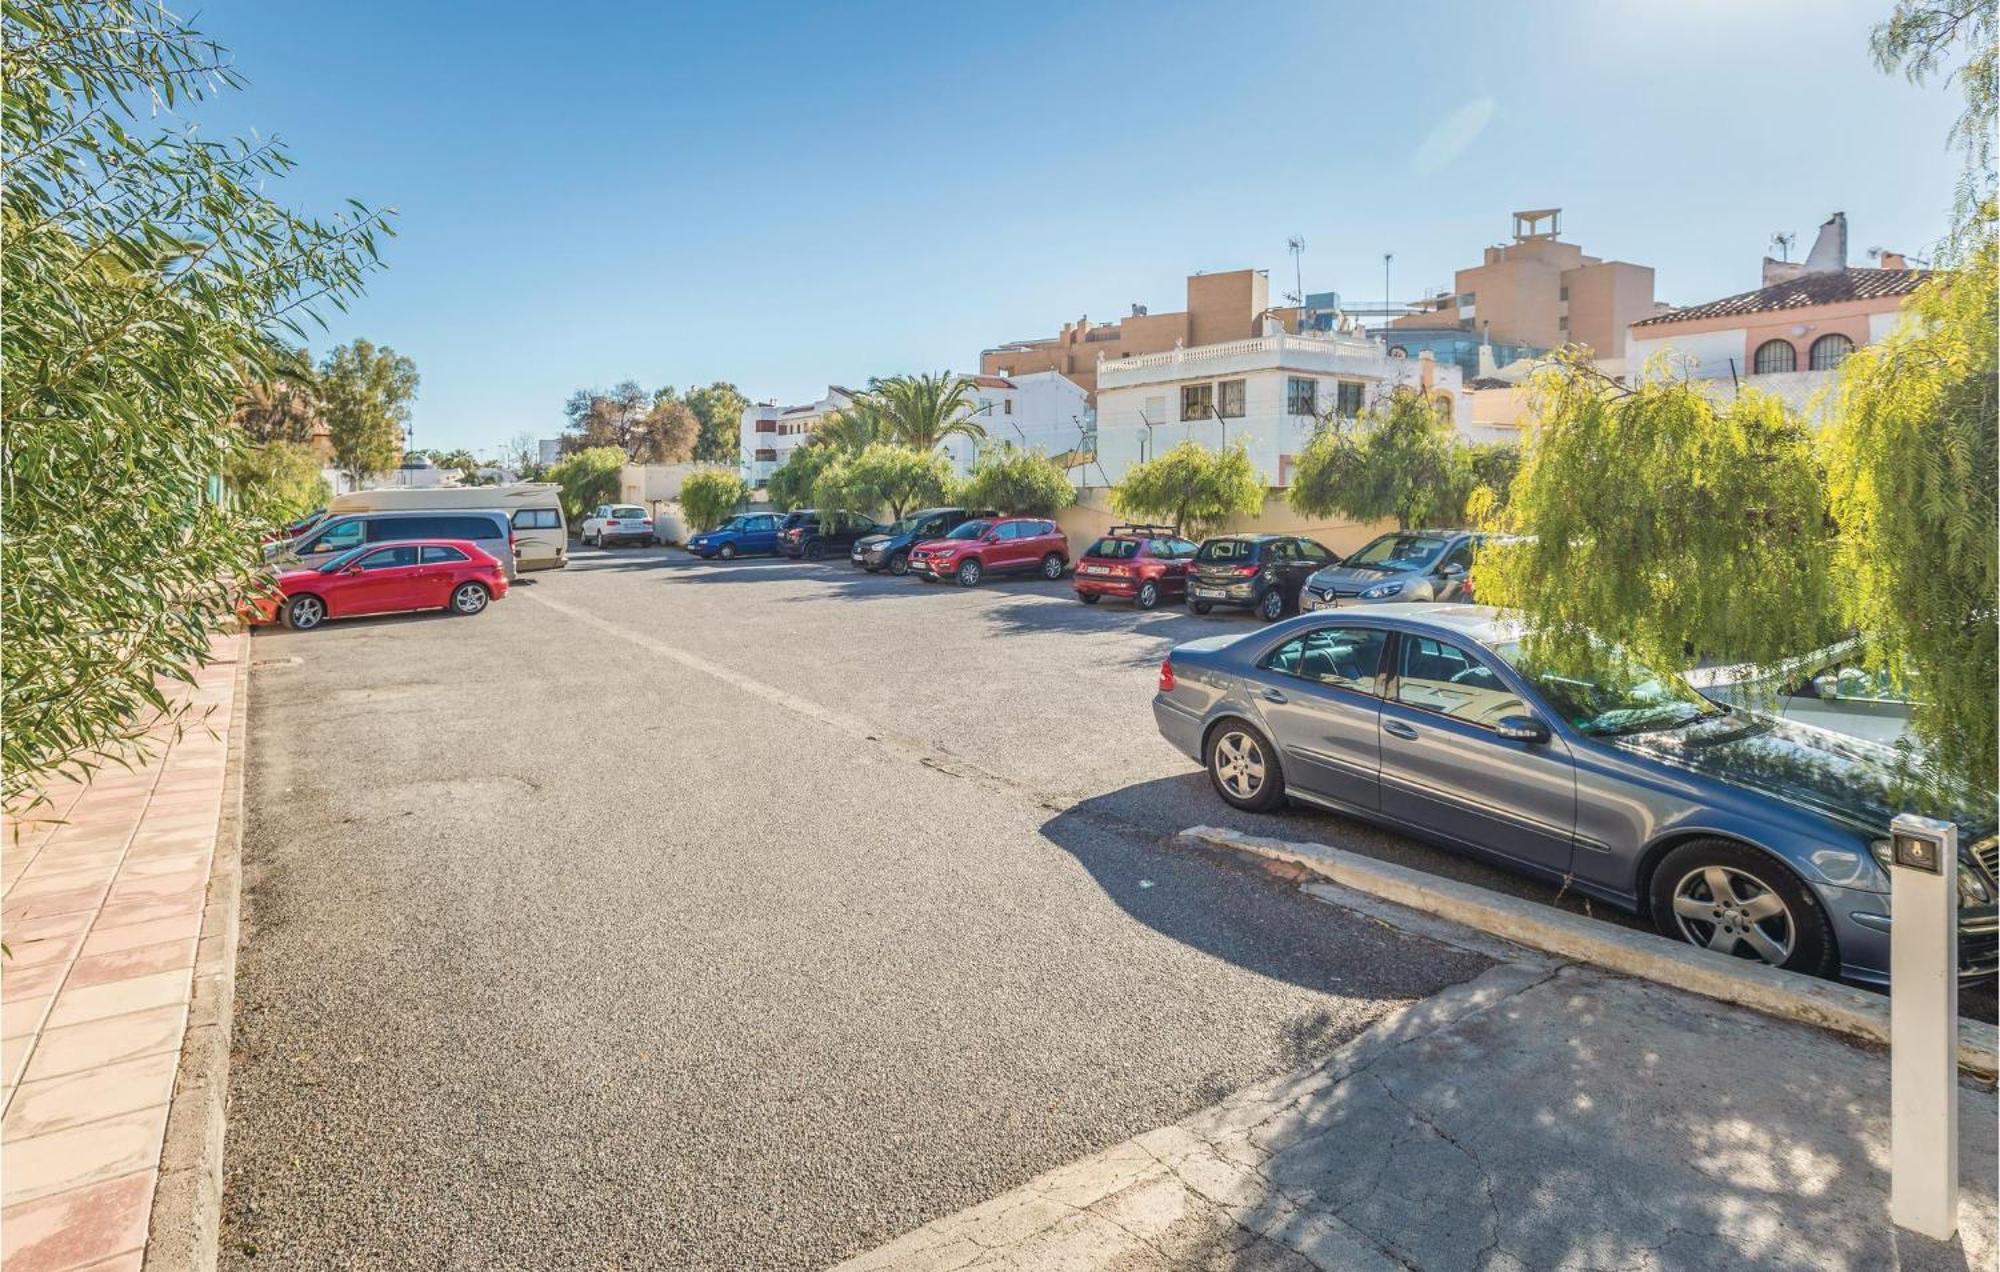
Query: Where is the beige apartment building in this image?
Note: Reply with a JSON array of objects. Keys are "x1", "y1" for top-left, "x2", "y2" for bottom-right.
[
  {"x1": 1392, "y1": 209, "x2": 1656, "y2": 361},
  {"x1": 982, "y1": 268, "x2": 1292, "y2": 400}
]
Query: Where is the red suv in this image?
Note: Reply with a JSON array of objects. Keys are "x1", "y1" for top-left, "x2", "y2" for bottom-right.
[
  {"x1": 1073, "y1": 525, "x2": 1201, "y2": 610},
  {"x1": 908, "y1": 517, "x2": 1069, "y2": 586}
]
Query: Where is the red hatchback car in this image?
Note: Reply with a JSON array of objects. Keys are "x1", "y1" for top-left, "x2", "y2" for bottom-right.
[
  {"x1": 907, "y1": 517, "x2": 1069, "y2": 586},
  {"x1": 252, "y1": 539, "x2": 509, "y2": 630},
  {"x1": 1073, "y1": 525, "x2": 1201, "y2": 610}
]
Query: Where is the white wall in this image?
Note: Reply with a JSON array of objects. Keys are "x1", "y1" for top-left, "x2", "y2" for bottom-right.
[{"x1": 1626, "y1": 327, "x2": 1744, "y2": 381}]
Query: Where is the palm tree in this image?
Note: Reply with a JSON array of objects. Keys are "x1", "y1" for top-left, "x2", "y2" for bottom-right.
[
  {"x1": 233, "y1": 353, "x2": 322, "y2": 445},
  {"x1": 868, "y1": 372, "x2": 987, "y2": 452},
  {"x1": 817, "y1": 400, "x2": 889, "y2": 453}
]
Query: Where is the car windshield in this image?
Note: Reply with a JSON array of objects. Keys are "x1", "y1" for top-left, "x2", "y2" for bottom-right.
[
  {"x1": 1086, "y1": 537, "x2": 1140, "y2": 559},
  {"x1": 885, "y1": 516, "x2": 924, "y2": 535},
  {"x1": 1346, "y1": 533, "x2": 1450, "y2": 572},
  {"x1": 1491, "y1": 639, "x2": 1724, "y2": 737},
  {"x1": 945, "y1": 520, "x2": 991, "y2": 540},
  {"x1": 314, "y1": 546, "x2": 371, "y2": 573}
]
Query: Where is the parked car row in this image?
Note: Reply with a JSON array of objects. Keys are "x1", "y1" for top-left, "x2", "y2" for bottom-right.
[{"x1": 1152, "y1": 602, "x2": 1997, "y2": 987}]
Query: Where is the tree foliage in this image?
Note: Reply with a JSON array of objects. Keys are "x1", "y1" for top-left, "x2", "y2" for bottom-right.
[
  {"x1": 562, "y1": 381, "x2": 696, "y2": 463},
  {"x1": 2, "y1": 0, "x2": 390, "y2": 801},
  {"x1": 320, "y1": 338, "x2": 417, "y2": 485},
  {"x1": 1111, "y1": 440, "x2": 1264, "y2": 536},
  {"x1": 958, "y1": 445, "x2": 1075, "y2": 517},
  {"x1": 765, "y1": 440, "x2": 840, "y2": 511},
  {"x1": 1477, "y1": 352, "x2": 1842, "y2": 685},
  {"x1": 678, "y1": 467, "x2": 750, "y2": 532},
  {"x1": 1288, "y1": 390, "x2": 1476, "y2": 529},
  {"x1": 1872, "y1": 0, "x2": 1995, "y2": 237},
  {"x1": 546, "y1": 446, "x2": 626, "y2": 524},
  {"x1": 813, "y1": 444, "x2": 951, "y2": 523},
  {"x1": 868, "y1": 373, "x2": 987, "y2": 451},
  {"x1": 684, "y1": 382, "x2": 749, "y2": 464},
  {"x1": 226, "y1": 441, "x2": 330, "y2": 524},
  {"x1": 233, "y1": 347, "x2": 321, "y2": 444},
  {"x1": 816, "y1": 401, "x2": 890, "y2": 454},
  {"x1": 1823, "y1": 225, "x2": 1998, "y2": 787}
]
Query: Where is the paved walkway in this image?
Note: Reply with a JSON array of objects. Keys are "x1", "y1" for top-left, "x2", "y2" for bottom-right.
[
  {"x1": 2, "y1": 636, "x2": 242, "y2": 1272},
  {"x1": 839, "y1": 951, "x2": 1998, "y2": 1272}
]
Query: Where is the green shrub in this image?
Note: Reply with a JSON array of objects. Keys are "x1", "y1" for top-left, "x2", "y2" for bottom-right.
[{"x1": 680, "y1": 467, "x2": 751, "y2": 532}]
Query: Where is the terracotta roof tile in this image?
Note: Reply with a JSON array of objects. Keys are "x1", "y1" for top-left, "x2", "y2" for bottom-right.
[
  {"x1": 968, "y1": 375, "x2": 1015, "y2": 389},
  {"x1": 1632, "y1": 268, "x2": 1931, "y2": 328}
]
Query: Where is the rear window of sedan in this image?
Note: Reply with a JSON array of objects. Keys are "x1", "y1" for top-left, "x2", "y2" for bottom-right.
[
  {"x1": 1196, "y1": 539, "x2": 1258, "y2": 562},
  {"x1": 1085, "y1": 538, "x2": 1141, "y2": 559}
]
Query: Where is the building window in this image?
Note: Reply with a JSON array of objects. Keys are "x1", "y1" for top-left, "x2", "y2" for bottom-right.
[
  {"x1": 755, "y1": 448, "x2": 777, "y2": 462},
  {"x1": 755, "y1": 419, "x2": 776, "y2": 433},
  {"x1": 1557, "y1": 315, "x2": 1568, "y2": 330},
  {"x1": 1286, "y1": 376, "x2": 1317, "y2": 416},
  {"x1": 1217, "y1": 379, "x2": 1246, "y2": 418},
  {"x1": 1809, "y1": 333, "x2": 1855, "y2": 371},
  {"x1": 1458, "y1": 292, "x2": 1476, "y2": 306},
  {"x1": 1003, "y1": 398, "x2": 1013, "y2": 415},
  {"x1": 1559, "y1": 285, "x2": 1569, "y2": 301},
  {"x1": 1180, "y1": 383, "x2": 1214, "y2": 421},
  {"x1": 1336, "y1": 382, "x2": 1365, "y2": 418},
  {"x1": 1752, "y1": 340, "x2": 1797, "y2": 374}
]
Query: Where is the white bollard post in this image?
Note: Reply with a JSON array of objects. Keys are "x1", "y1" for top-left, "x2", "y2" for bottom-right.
[{"x1": 1888, "y1": 812, "x2": 1958, "y2": 1241}]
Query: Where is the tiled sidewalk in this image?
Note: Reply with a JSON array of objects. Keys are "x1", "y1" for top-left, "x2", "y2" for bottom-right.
[{"x1": 2, "y1": 636, "x2": 243, "y2": 1272}]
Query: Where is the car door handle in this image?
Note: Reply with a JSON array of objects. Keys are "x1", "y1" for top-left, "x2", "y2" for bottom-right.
[
  {"x1": 1260, "y1": 687, "x2": 1288, "y2": 704},
  {"x1": 1383, "y1": 720, "x2": 1419, "y2": 741}
]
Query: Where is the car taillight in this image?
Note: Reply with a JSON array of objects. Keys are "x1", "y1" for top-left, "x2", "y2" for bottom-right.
[
  {"x1": 1234, "y1": 565, "x2": 1260, "y2": 576},
  {"x1": 1158, "y1": 659, "x2": 1175, "y2": 692},
  {"x1": 607, "y1": 519, "x2": 620, "y2": 527}
]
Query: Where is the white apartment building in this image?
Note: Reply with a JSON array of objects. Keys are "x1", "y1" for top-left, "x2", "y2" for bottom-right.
[
  {"x1": 1092, "y1": 329, "x2": 1466, "y2": 487},
  {"x1": 740, "y1": 372, "x2": 1089, "y2": 485}
]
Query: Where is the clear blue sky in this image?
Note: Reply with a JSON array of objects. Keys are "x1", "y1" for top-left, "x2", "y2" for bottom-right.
[{"x1": 189, "y1": 0, "x2": 1963, "y2": 455}]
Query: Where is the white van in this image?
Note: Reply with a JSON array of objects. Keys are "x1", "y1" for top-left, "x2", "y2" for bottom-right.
[{"x1": 328, "y1": 484, "x2": 568, "y2": 570}]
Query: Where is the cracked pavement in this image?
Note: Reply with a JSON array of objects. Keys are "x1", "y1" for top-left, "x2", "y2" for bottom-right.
[{"x1": 839, "y1": 953, "x2": 1998, "y2": 1271}]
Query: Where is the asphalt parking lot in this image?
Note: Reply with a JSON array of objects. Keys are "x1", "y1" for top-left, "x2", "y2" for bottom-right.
[
  {"x1": 223, "y1": 545, "x2": 1509, "y2": 1270},
  {"x1": 219, "y1": 543, "x2": 1988, "y2": 1268}
]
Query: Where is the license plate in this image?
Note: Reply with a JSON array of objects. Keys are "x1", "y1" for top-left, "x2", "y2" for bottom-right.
[
  {"x1": 1194, "y1": 587, "x2": 1224, "y2": 598},
  {"x1": 1082, "y1": 565, "x2": 1109, "y2": 575}
]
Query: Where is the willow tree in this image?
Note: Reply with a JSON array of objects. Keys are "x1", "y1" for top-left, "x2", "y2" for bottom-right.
[
  {"x1": 1111, "y1": 441, "x2": 1263, "y2": 536},
  {"x1": 812, "y1": 443, "x2": 950, "y2": 523},
  {"x1": 1287, "y1": 389, "x2": 1471, "y2": 530},
  {"x1": 677, "y1": 467, "x2": 750, "y2": 532},
  {"x1": 2, "y1": 1, "x2": 391, "y2": 800},
  {"x1": 765, "y1": 440, "x2": 840, "y2": 511},
  {"x1": 959, "y1": 445, "x2": 1075, "y2": 517},
  {"x1": 1477, "y1": 352, "x2": 1841, "y2": 680}
]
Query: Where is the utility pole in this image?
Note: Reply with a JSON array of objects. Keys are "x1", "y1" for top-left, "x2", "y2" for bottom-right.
[
  {"x1": 1383, "y1": 253, "x2": 1394, "y2": 313},
  {"x1": 1287, "y1": 235, "x2": 1306, "y2": 327}
]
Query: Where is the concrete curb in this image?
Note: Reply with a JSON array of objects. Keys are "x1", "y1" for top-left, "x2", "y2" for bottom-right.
[
  {"x1": 1177, "y1": 825, "x2": 2000, "y2": 1081},
  {"x1": 143, "y1": 639, "x2": 251, "y2": 1271}
]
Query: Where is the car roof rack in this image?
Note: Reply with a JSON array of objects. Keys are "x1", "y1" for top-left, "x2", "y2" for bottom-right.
[{"x1": 1107, "y1": 523, "x2": 1179, "y2": 537}]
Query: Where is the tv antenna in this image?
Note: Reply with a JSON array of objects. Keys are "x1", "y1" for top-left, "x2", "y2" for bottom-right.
[
  {"x1": 1769, "y1": 232, "x2": 1795, "y2": 262},
  {"x1": 1286, "y1": 235, "x2": 1306, "y2": 310}
]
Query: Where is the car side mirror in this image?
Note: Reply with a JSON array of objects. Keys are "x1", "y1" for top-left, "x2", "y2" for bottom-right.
[
  {"x1": 1495, "y1": 715, "x2": 1550, "y2": 744},
  {"x1": 341, "y1": 564, "x2": 365, "y2": 575},
  {"x1": 1440, "y1": 562, "x2": 1467, "y2": 579},
  {"x1": 983, "y1": 532, "x2": 1001, "y2": 543}
]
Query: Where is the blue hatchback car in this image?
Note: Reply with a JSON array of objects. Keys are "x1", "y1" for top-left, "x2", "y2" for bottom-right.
[
  {"x1": 1153, "y1": 603, "x2": 1997, "y2": 986},
  {"x1": 687, "y1": 513, "x2": 783, "y2": 559}
]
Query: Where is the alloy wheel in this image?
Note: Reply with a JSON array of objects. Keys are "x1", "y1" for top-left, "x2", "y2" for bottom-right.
[
  {"x1": 289, "y1": 596, "x2": 324, "y2": 630},
  {"x1": 1042, "y1": 554, "x2": 1063, "y2": 579},
  {"x1": 1260, "y1": 590, "x2": 1284, "y2": 621},
  {"x1": 453, "y1": 584, "x2": 488, "y2": 614},
  {"x1": 1670, "y1": 865, "x2": 1795, "y2": 965},
  {"x1": 1213, "y1": 731, "x2": 1266, "y2": 799}
]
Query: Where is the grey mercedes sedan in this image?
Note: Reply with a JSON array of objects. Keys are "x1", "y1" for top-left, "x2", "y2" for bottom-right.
[{"x1": 1151, "y1": 604, "x2": 1997, "y2": 985}]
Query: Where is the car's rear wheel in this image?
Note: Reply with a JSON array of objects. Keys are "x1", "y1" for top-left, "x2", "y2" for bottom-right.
[
  {"x1": 1191, "y1": 600, "x2": 1213, "y2": 615},
  {"x1": 1648, "y1": 839, "x2": 1836, "y2": 978},
  {"x1": 955, "y1": 558, "x2": 983, "y2": 587},
  {"x1": 888, "y1": 552, "x2": 909, "y2": 576},
  {"x1": 1136, "y1": 580, "x2": 1160, "y2": 610},
  {"x1": 449, "y1": 582, "x2": 490, "y2": 616},
  {"x1": 1258, "y1": 589, "x2": 1286, "y2": 622},
  {"x1": 283, "y1": 595, "x2": 325, "y2": 631},
  {"x1": 718, "y1": 543, "x2": 737, "y2": 560},
  {"x1": 1040, "y1": 553, "x2": 1065, "y2": 580},
  {"x1": 1078, "y1": 592, "x2": 1100, "y2": 605},
  {"x1": 1206, "y1": 721, "x2": 1285, "y2": 812},
  {"x1": 805, "y1": 541, "x2": 825, "y2": 562}
]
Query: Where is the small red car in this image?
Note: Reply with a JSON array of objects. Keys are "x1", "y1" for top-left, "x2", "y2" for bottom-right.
[
  {"x1": 1072, "y1": 525, "x2": 1201, "y2": 610},
  {"x1": 250, "y1": 539, "x2": 508, "y2": 631},
  {"x1": 907, "y1": 517, "x2": 1069, "y2": 587}
]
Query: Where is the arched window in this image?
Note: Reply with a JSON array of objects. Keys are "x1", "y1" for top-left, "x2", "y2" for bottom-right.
[
  {"x1": 1752, "y1": 340, "x2": 1796, "y2": 374},
  {"x1": 1809, "y1": 333, "x2": 1855, "y2": 371}
]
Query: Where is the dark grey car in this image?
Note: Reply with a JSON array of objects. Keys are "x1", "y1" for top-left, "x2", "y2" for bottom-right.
[{"x1": 1151, "y1": 603, "x2": 1997, "y2": 985}]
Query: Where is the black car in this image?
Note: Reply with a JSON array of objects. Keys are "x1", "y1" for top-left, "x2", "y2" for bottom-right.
[
  {"x1": 778, "y1": 510, "x2": 885, "y2": 561},
  {"x1": 850, "y1": 507, "x2": 996, "y2": 575},
  {"x1": 1186, "y1": 534, "x2": 1339, "y2": 622}
]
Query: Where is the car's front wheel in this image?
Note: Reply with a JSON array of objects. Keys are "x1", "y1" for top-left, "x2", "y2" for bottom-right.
[
  {"x1": 718, "y1": 543, "x2": 737, "y2": 560},
  {"x1": 283, "y1": 595, "x2": 326, "y2": 631},
  {"x1": 448, "y1": 582, "x2": 490, "y2": 615},
  {"x1": 1648, "y1": 839, "x2": 1836, "y2": 978},
  {"x1": 888, "y1": 552, "x2": 909, "y2": 576},
  {"x1": 955, "y1": 558, "x2": 983, "y2": 587},
  {"x1": 1206, "y1": 721, "x2": 1285, "y2": 812}
]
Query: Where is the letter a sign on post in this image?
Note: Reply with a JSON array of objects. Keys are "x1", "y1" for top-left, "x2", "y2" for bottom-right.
[{"x1": 1888, "y1": 813, "x2": 1958, "y2": 1241}]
